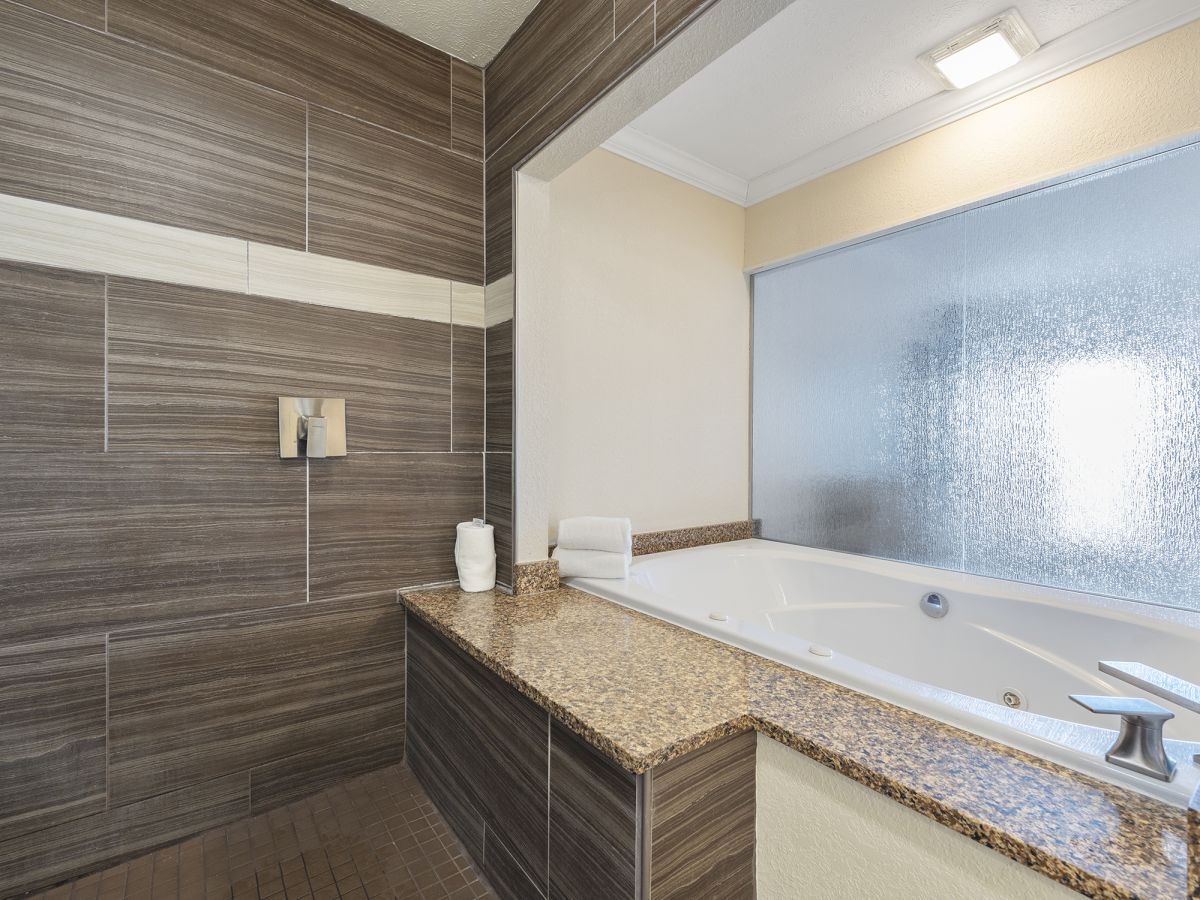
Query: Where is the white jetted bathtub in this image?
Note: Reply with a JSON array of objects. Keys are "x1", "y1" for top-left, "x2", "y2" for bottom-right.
[{"x1": 568, "y1": 539, "x2": 1200, "y2": 805}]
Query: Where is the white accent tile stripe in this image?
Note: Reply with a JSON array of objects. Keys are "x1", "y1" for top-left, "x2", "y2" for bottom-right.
[
  {"x1": 248, "y1": 243, "x2": 454, "y2": 323},
  {"x1": 452, "y1": 282, "x2": 486, "y2": 327},
  {"x1": 0, "y1": 193, "x2": 248, "y2": 292},
  {"x1": 484, "y1": 273, "x2": 515, "y2": 327}
]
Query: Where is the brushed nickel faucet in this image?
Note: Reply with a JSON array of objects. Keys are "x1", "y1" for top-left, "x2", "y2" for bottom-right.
[{"x1": 1070, "y1": 661, "x2": 1200, "y2": 782}]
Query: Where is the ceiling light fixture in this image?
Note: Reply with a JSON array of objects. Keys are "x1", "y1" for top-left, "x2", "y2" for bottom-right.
[{"x1": 920, "y1": 9, "x2": 1040, "y2": 90}]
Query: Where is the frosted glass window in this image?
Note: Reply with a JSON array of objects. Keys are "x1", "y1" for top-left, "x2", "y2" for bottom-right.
[{"x1": 752, "y1": 139, "x2": 1200, "y2": 611}]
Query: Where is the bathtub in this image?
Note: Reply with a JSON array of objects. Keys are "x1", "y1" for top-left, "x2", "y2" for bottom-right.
[{"x1": 568, "y1": 539, "x2": 1200, "y2": 806}]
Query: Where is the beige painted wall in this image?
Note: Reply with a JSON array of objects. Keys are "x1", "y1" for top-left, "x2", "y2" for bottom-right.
[
  {"x1": 745, "y1": 19, "x2": 1200, "y2": 270},
  {"x1": 513, "y1": 148, "x2": 749, "y2": 558},
  {"x1": 757, "y1": 736, "x2": 1080, "y2": 900}
]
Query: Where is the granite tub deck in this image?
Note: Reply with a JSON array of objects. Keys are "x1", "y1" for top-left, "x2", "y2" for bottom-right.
[
  {"x1": 400, "y1": 585, "x2": 1193, "y2": 900},
  {"x1": 1190, "y1": 788, "x2": 1199, "y2": 898}
]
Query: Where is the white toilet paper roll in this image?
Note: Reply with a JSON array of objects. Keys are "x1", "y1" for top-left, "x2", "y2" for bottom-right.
[{"x1": 455, "y1": 521, "x2": 496, "y2": 592}]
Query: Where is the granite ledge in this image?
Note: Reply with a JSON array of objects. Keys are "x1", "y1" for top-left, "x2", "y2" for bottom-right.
[
  {"x1": 1189, "y1": 789, "x2": 1199, "y2": 899},
  {"x1": 400, "y1": 584, "x2": 1190, "y2": 900}
]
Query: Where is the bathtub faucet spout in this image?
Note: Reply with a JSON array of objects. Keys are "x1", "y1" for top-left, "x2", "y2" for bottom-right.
[{"x1": 1069, "y1": 694, "x2": 1177, "y2": 782}]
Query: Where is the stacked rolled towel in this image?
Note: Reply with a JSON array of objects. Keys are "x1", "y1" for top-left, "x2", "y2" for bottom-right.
[{"x1": 552, "y1": 516, "x2": 632, "y2": 579}]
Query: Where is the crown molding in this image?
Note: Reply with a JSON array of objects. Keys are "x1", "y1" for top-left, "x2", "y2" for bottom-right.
[
  {"x1": 603, "y1": 0, "x2": 1200, "y2": 209},
  {"x1": 602, "y1": 128, "x2": 750, "y2": 205},
  {"x1": 746, "y1": 0, "x2": 1200, "y2": 204}
]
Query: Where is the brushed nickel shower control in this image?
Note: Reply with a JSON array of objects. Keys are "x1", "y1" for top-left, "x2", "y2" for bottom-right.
[{"x1": 279, "y1": 398, "x2": 346, "y2": 459}]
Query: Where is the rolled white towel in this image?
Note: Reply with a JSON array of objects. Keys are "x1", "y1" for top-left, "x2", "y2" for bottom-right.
[
  {"x1": 556, "y1": 516, "x2": 632, "y2": 554},
  {"x1": 552, "y1": 547, "x2": 630, "y2": 579},
  {"x1": 455, "y1": 521, "x2": 496, "y2": 592}
]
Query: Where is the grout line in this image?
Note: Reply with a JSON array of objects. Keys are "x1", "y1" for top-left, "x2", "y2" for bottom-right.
[
  {"x1": 304, "y1": 104, "x2": 310, "y2": 253},
  {"x1": 305, "y1": 458, "x2": 310, "y2": 603},
  {"x1": 103, "y1": 277, "x2": 108, "y2": 452},
  {"x1": 104, "y1": 631, "x2": 110, "y2": 809}
]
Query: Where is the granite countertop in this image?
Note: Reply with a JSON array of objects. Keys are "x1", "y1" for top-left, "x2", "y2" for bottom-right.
[{"x1": 400, "y1": 584, "x2": 1192, "y2": 900}]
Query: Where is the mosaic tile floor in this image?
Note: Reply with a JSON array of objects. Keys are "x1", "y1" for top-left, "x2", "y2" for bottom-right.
[{"x1": 26, "y1": 765, "x2": 496, "y2": 900}]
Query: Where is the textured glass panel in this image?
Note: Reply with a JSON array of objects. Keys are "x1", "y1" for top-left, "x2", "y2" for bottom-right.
[
  {"x1": 752, "y1": 217, "x2": 963, "y2": 569},
  {"x1": 752, "y1": 139, "x2": 1200, "y2": 612},
  {"x1": 961, "y1": 145, "x2": 1200, "y2": 608}
]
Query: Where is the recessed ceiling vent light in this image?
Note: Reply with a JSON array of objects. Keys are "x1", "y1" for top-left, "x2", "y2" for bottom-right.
[{"x1": 920, "y1": 9, "x2": 1040, "y2": 90}]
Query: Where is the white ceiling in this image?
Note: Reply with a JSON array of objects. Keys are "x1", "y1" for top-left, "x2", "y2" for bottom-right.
[
  {"x1": 329, "y1": 0, "x2": 539, "y2": 65},
  {"x1": 608, "y1": 0, "x2": 1200, "y2": 204}
]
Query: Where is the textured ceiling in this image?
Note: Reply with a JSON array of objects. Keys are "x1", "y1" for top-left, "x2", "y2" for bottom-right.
[
  {"x1": 628, "y1": 0, "x2": 1136, "y2": 181},
  {"x1": 329, "y1": 0, "x2": 540, "y2": 64}
]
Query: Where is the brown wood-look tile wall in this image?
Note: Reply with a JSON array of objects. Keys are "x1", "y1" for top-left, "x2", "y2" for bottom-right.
[
  {"x1": 0, "y1": 0, "x2": 484, "y2": 869},
  {"x1": 308, "y1": 107, "x2": 484, "y2": 283},
  {"x1": 0, "y1": 636, "x2": 107, "y2": 842},
  {"x1": 108, "y1": 0, "x2": 452, "y2": 146},
  {"x1": 649, "y1": 730, "x2": 756, "y2": 899},
  {"x1": 452, "y1": 59, "x2": 486, "y2": 159},
  {"x1": 0, "y1": 0, "x2": 486, "y2": 881},
  {"x1": 483, "y1": 0, "x2": 716, "y2": 282},
  {"x1": 0, "y1": 2, "x2": 308, "y2": 249},
  {"x1": 0, "y1": 452, "x2": 308, "y2": 644},
  {"x1": 406, "y1": 618, "x2": 549, "y2": 895},
  {"x1": 18, "y1": 0, "x2": 105, "y2": 27},
  {"x1": 454, "y1": 326, "x2": 487, "y2": 452},
  {"x1": 549, "y1": 723, "x2": 638, "y2": 900},
  {"x1": 108, "y1": 594, "x2": 405, "y2": 806},
  {"x1": 0, "y1": 262, "x2": 104, "y2": 451},
  {"x1": 485, "y1": 320, "x2": 514, "y2": 452},
  {"x1": 486, "y1": 453, "x2": 515, "y2": 587},
  {"x1": 309, "y1": 453, "x2": 483, "y2": 599},
  {"x1": 1, "y1": 0, "x2": 486, "y2": 284},
  {"x1": 0, "y1": 774, "x2": 249, "y2": 899},
  {"x1": 107, "y1": 277, "x2": 453, "y2": 453}
]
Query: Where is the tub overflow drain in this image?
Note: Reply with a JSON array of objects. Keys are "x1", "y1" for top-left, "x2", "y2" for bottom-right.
[{"x1": 920, "y1": 592, "x2": 949, "y2": 618}]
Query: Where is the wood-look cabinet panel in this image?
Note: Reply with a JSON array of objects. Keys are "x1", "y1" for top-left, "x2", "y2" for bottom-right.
[
  {"x1": 0, "y1": 2, "x2": 307, "y2": 248},
  {"x1": 549, "y1": 723, "x2": 638, "y2": 900},
  {"x1": 406, "y1": 617, "x2": 549, "y2": 895},
  {"x1": 108, "y1": 0, "x2": 452, "y2": 146}
]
